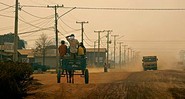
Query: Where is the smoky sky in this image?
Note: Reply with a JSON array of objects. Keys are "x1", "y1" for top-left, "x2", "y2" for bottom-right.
[{"x1": 1, "y1": 0, "x2": 185, "y2": 65}]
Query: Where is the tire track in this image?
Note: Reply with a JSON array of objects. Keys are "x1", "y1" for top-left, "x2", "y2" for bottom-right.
[{"x1": 86, "y1": 70, "x2": 185, "y2": 99}]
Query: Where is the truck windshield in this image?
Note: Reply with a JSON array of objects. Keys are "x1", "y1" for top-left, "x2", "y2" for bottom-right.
[{"x1": 143, "y1": 57, "x2": 157, "y2": 62}]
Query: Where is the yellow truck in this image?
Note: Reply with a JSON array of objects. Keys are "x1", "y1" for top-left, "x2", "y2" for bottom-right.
[{"x1": 142, "y1": 56, "x2": 158, "y2": 71}]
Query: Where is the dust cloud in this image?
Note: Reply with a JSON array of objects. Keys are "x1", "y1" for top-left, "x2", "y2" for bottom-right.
[
  {"x1": 138, "y1": 51, "x2": 185, "y2": 70},
  {"x1": 110, "y1": 51, "x2": 185, "y2": 72}
]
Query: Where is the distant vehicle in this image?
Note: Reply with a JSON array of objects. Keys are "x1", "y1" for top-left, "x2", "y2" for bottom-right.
[{"x1": 142, "y1": 56, "x2": 158, "y2": 71}]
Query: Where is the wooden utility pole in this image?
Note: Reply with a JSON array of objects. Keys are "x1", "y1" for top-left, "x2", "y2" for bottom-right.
[
  {"x1": 13, "y1": 0, "x2": 19, "y2": 62},
  {"x1": 111, "y1": 35, "x2": 119, "y2": 68},
  {"x1": 127, "y1": 48, "x2": 130, "y2": 63},
  {"x1": 47, "y1": 5, "x2": 64, "y2": 71},
  {"x1": 132, "y1": 50, "x2": 135, "y2": 63},
  {"x1": 76, "y1": 21, "x2": 88, "y2": 43},
  {"x1": 94, "y1": 30, "x2": 104, "y2": 66},
  {"x1": 104, "y1": 30, "x2": 112, "y2": 66},
  {"x1": 130, "y1": 48, "x2": 132, "y2": 62},
  {"x1": 93, "y1": 41, "x2": 96, "y2": 66},
  {"x1": 118, "y1": 42, "x2": 123, "y2": 67},
  {"x1": 123, "y1": 45, "x2": 128, "y2": 65}
]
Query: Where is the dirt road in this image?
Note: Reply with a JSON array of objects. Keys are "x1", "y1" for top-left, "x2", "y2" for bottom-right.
[{"x1": 25, "y1": 68, "x2": 185, "y2": 99}]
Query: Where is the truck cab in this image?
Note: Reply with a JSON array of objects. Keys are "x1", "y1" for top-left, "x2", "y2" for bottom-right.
[{"x1": 142, "y1": 56, "x2": 158, "y2": 71}]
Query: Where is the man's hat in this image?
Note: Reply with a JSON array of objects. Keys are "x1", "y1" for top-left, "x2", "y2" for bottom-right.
[
  {"x1": 80, "y1": 42, "x2": 83, "y2": 45},
  {"x1": 61, "y1": 40, "x2": 65, "y2": 44},
  {"x1": 70, "y1": 34, "x2": 75, "y2": 37}
]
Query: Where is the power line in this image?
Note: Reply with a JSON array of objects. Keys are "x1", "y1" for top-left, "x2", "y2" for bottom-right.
[
  {"x1": 19, "y1": 18, "x2": 44, "y2": 29},
  {"x1": 64, "y1": 7, "x2": 185, "y2": 11},
  {"x1": 121, "y1": 40, "x2": 185, "y2": 43},
  {"x1": 84, "y1": 32, "x2": 93, "y2": 42},
  {"x1": 0, "y1": 14, "x2": 14, "y2": 18},
  {"x1": 58, "y1": 21, "x2": 81, "y2": 35},
  {"x1": 21, "y1": 5, "x2": 47, "y2": 8},
  {"x1": 0, "y1": 2, "x2": 13, "y2": 7},
  {"x1": 20, "y1": 32, "x2": 45, "y2": 38},
  {"x1": 19, "y1": 27, "x2": 54, "y2": 35},
  {"x1": 58, "y1": 7, "x2": 76, "y2": 19},
  {"x1": 19, "y1": 15, "x2": 54, "y2": 31},
  {"x1": 0, "y1": 15, "x2": 53, "y2": 32},
  {"x1": 0, "y1": 6, "x2": 14, "y2": 12},
  {"x1": 59, "y1": 28, "x2": 81, "y2": 35},
  {"x1": 84, "y1": 39, "x2": 94, "y2": 47},
  {"x1": 58, "y1": 23, "x2": 69, "y2": 34},
  {"x1": 58, "y1": 31, "x2": 66, "y2": 38},
  {"x1": 21, "y1": 4, "x2": 185, "y2": 11},
  {"x1": 117, "y1": 35, "x2": 124, "y2": 40},
  {"x1": 59, "y1": 18, "x2": 79, "y2": 30},
  {"x1": 21, "y1": 9, "x2": 54, "y2": 19}
]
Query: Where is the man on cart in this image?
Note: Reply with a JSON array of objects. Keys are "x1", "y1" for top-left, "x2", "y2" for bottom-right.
[{"x1": 66, "y1": 34, "x2": 79, "y2": 59}]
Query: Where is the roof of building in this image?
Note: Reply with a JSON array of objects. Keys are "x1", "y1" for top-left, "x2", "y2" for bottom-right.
[
  {"x1": 18, "y1": 49, "x2": 34, "y2": 58},
  {"x1": 16, "y1": 48, "x2": 106, "y2": 58},
  {"x1": 86, "y1": 48, "x2": 107, "y2": 52}
]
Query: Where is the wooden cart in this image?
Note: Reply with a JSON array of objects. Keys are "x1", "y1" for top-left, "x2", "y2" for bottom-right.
[{"x1": 57, "y1": 56, "x2": 89, "y2": 84}]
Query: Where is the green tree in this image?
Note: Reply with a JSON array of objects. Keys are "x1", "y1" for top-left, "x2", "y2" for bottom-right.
[{"x1": 0, "y1": 33, "x2": 26, "y2": 49}]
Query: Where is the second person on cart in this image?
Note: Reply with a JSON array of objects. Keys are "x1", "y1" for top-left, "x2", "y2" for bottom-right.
[{"x1": 66, "y1": 34, "x2": 79, "y2": 59}]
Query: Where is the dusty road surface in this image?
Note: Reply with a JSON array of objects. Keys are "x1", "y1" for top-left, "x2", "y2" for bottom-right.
[{"x1": 25, "y1": 68, "x2": 185, "y2": 99}]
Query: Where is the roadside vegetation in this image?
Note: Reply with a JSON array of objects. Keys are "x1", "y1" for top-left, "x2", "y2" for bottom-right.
[{"x1": 0, "y1": 62, "x2": 33, "y2": 98}]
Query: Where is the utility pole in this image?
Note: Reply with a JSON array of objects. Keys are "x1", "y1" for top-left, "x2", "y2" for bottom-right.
[
  {"x1": 94, "y1": 30, "x2": 104, "y2": 66},
  {"x1": 127, "y1": 48, "x2": 130, "y2": 63},
  {"x1": 104, "y1": 30, "x2": 112, "y2": 66},
  {"x1": 47, "y1": 5, "x2": 64, "y2": 71},
  {"x1": 13, "y1": 0, "x2": 19, "y2": 62},
  {"x1": 111, "y1": 35, "x2": 119, "y2": 68},
  {"x1": 93, "y1": 41, "x2": 96, "y2": 66},
  {"x1": 123, "y1": 45, "x2": 128, "y2": 65},
  {"x1": 110, "y1": 49, "x2": 113, "y2": 61},
  {"x1": 118, "y1": 42, "x2": 123, "y2": 68},
  {"x1": 132, "y1": 50, "x2": 135, "y2": 64},
  {"x1": 76, "y1": 21, "x2": 88, "y2": 43},
  {"x1": 130, "y1": 48, "x2": 132, "y2": 62}
]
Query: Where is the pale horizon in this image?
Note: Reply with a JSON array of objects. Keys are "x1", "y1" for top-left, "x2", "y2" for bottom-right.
[{"x1": 1, "y1": 0, "x2": 185, "y2": 65}]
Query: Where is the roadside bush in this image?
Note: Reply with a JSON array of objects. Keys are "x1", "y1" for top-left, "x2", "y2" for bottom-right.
[
  {"x1": 0, "y1": 62, "x2": 33, "y2": 98},
  {"x1": 31, "y1": 63, "x2": 50, "y2": 72}
]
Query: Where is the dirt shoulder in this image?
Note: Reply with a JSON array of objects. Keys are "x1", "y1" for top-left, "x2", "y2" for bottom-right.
[{"x1": 25, "y1": 69, "x2": 185, "y2": 99}]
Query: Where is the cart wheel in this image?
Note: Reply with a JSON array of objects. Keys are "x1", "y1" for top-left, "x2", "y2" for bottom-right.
[
  {"x1": 84, "y1": 69, "x2": 89, "y2": 84},
  {"x1": 57, "y1": 70, "x2": 61, "y2": 83},
  {"x1": 153, "y1": 67, "x2": 157, "y2": 70}
]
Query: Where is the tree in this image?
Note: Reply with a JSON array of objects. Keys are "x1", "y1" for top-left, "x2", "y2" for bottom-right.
[
  {"x1": 34, "y1": 33, "x2": 53, "y2": 65},
  {"x1": 0, "y1": 33, "x2": 26, "y2": 49}
]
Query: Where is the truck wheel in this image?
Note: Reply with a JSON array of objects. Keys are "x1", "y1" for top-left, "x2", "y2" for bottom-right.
[
  {"x1": 57, "y1": 70, "x2": 61, "y2": 83},
  {"x1": 84, "y1": 69, "x2": 89, "y2": 84}
]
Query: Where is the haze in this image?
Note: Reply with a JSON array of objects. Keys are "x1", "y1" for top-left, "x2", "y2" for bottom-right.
[{"x1": 1, "y1": 0, "x2": 185, "y2": 68}]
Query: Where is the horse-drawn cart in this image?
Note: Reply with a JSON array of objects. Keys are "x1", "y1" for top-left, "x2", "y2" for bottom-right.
[{"x1": 57, "y1": 56, "x2": 89, "y2": 84}]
